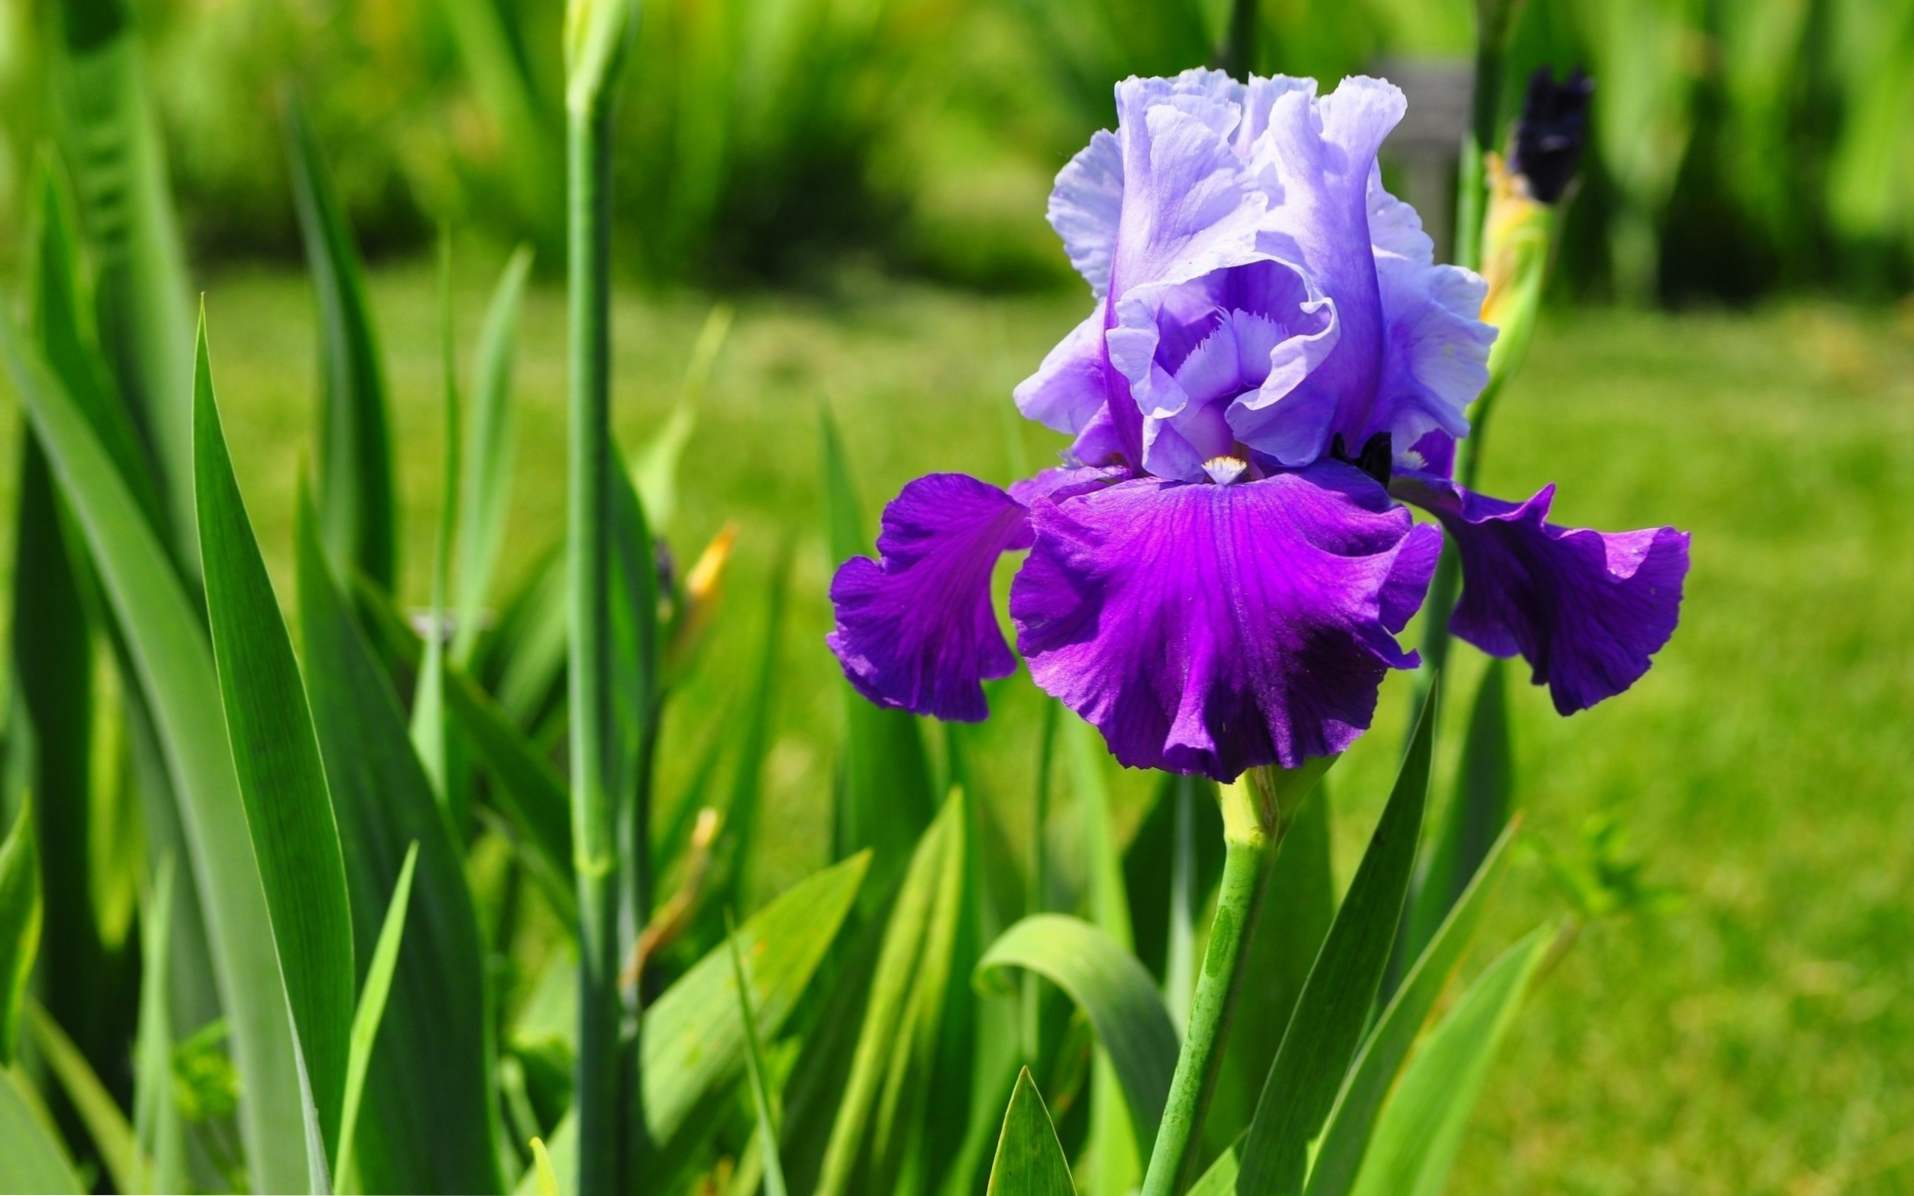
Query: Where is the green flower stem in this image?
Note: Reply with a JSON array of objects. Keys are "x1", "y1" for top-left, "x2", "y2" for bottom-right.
[
  {"x1": 566, "y1": 72, "x2": 623, "y2": 1196},
  {"x1": 1141, "y1": 763, "x2": 1322, "y2": 1196}
]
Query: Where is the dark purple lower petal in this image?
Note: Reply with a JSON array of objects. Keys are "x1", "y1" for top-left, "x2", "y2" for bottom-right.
[
  {"x1": 1395, "y1": 474, "x2": 1690, "y2": 714},
  {"x1": 1010, "y1": 462, "x2": 1439, "y2": 779},
  {"x1": 828, "y1": 473, "x2": 1033, "y2": 722}
]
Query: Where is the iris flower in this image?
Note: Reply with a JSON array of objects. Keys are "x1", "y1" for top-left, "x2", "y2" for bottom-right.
[{"x1": 829, "y1": 70, "x2": 1688, "y2": 781}]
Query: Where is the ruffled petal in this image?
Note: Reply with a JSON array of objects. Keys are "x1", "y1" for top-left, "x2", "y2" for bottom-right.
[
  {"x1": 1227, "y1": 77, "x2": 1405, "y2": 465},
  {"x1": 1369, "y1": 166, "x2": 1495, "y2": 449},
  {"x1": 1394, "y1": 474, "x2": 1690, "y2": 714},
  {"x1": 1048, "y1": 130, "x2": 1125, "y2": 299},
  {"x1": 1013, "y1": 307, "x2": 1107, "y2": 437},
  {"x1": 1107, "y1": 73, "x2": 1269, "y2": 299},
  {"x1": 1011, "y1": 462, "x2": 1439, "y2": 779},
  {"x1": 828, "y1": 474, "x2": 1034, "y2": 722}
]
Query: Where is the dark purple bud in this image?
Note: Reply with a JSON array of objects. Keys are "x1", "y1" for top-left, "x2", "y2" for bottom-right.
[{"x1": 1510, "y1": 67, "x2": 1593, "y2": 204}]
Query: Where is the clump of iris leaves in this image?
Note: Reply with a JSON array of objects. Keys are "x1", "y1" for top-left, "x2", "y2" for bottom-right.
[{"x1": 0, "y1": 1, "x2": 1659, "y2": 1195}]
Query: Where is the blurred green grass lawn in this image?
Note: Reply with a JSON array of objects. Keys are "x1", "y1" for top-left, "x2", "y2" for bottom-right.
[{"x1": 137, "y1": 266, "x2": 1914, "y2": 1193}]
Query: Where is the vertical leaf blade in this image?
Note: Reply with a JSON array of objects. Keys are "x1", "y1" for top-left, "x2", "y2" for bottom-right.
[
  {"x1": 1346, "y1": 927, "x2": 1554, "y2": 1196},
  {"x1": 1236, "y1": 687, "x2": 1440, "y2": 1193},
  {"x1": 194, "y1": 322, "x2": 356, "y2": 1161},
  {"x1": 1305, "y1": 823, "x2": 1522, "y2": 1196},
  {"x1": 286, "y1": 97, "x2": 399, "y2": 590},
  {"x1": 298, "y1": 497, "x2": 507, "y2": 1194},
  {"x1": 985, "y1": 1069, "x2": 1076, "y2": 1196},
  {"x1": 452, "y1": 245, "x2": 535, "y2": 662},
  {"x1": 0, "y1": 809, "x2": 39, "y2": 1065},
  {"x1": 334, "y1": 844, "x2": 419, "y2": 1191},
  {"x1": 2, "y1": 313, "x2": 310, "y2": 1193}
]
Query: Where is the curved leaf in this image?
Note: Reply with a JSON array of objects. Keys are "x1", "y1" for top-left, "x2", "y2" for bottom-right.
[
  {"x1": 986, "y1": 1069, "x2": 1075, "y2": 1196},
  {"x1": 976, "y1": 913, "x2": 1179, "y2": 1155}
]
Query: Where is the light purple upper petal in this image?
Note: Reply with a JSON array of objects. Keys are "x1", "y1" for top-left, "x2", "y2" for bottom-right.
[
  {"x1": 1010, "y1": 462, "x2": 1439, "y2": 779},
  {"x1": 1395, "y1": 474, "x2": 1690, "y2": 714},
  {"x1": 1013, "y1": 306, "x2": 1107, "y2": 438},
  {"x1": 827, "y1": 473, "x2": 1033, "y2": 722},
  {"x1": 1368, "y1": 170, "x2": 1495, "y2": 451},
  {"x1": 1225, "y1": 77, "x2": 1403, "y2": 465}
]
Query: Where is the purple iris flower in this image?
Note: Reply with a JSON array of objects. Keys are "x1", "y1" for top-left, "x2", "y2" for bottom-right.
[{"x1": 828, "y1": 70, "x2": 1689, "y2": 781}]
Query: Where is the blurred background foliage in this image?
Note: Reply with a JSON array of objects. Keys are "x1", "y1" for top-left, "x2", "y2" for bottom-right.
[{"x1": 1, "y1": 0, "x2": 1911, "y2": 299}]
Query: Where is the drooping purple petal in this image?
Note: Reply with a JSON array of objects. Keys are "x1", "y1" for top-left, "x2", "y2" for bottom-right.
[
  {"x1": 828, "y1": 473, "x2": 1034, "y2": 722},
  {"x1": 1010, "y1": 462, "x2": 1440, "y2": 779},
  {"x1": 1394, "y1": 474, "x2": 1690, "y2": 714}
]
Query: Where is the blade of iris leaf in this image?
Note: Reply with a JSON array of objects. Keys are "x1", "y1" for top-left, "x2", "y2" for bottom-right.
[
  {"x1": 819, "y1": 406, "x2": 934, "y2": 896},
  {"x1": 1064, "y1": 716, "x2": 1143, "y2": 1190},
  {"x1": 297, "y1": 495, "x2": 508, "y2": 1193},
  {"x1": 412, "y1": 234, "x2": 464, "y2": 814},
  {"x1": 53, "y1": 0, "x2": 198, "y2": 567},
  {"x1": 1346, "y1": 926, "x2": 1554, "y2": 1196},
  {"x1": 726, "y1": 912, "x2": 789, "y2": 1196},
  {"x1": 334, "y1": 843, "x2": 418, "y2": 1192},
  {"x1": 513, "y1": 853, "x2": 871, "y2": 1196},
  {"x1": 28, "y1": 156, "x2": 165, "y2": 536},
  {"x1": 453, "y1": 244, "x2": 535, "y2": 664},
  {"x1": 812, "y1": 796, "x2": 962, "y2": 1196},
  {"x1": 872, "y1": 788, "x2": 973, "y2": 1194},
  {"x1": 1234, "y1": 685, "x2": 1439, "y2": 1194},
  {"x1": 1304, "y1": 823, "x2": 1520, "y2": 1196},
  {"x1": 133, "y1": 858, "x2": 186, "y2": 1194},
  {"x1": 194, "y1": 321, "x2": 356, "y2": 1166},
  {"x1": 0, "y1": 808, "x2": 38, "y2": 1065},
  {"x1": 704, "y1": 543, "x2": 791, "y2": 916},
  {"x1": 437, "y1": 0, "x2": 561, "y2": 243},
  {"x1": 632, "y1": 303, "x2": 733, "y2": 529},
  {"x1": 22, "y1": 1000, "x2": 147, "y2": 1192},
  {"x1": 348, "y1": 576, "x2": 576, "y2": 924},
  {"x1": 0, "y1": 1067, "x2": 82, "y2": 1194},
  {"x1": 19, "y1": 160, "x2": 128, "y2": 1081},
  {"x1": 1396, "y1": 659, "x2": 1513, "y2": 990},
  {"x1": 986, "y1": 1069, "x2": 1077, "y2": 1196},
  {"x1": 286, "y1": 95, "x2": 399, "y2": 591},
  {"x1": 976, "y1": 914, "x2": 1180, "y2": 1154},
  {"x1": 609, "y1": 460, "x2": 659, "y2": 978},
  {"x1": 1, "y1": 313, "x2": 310, "y2": 1192}
]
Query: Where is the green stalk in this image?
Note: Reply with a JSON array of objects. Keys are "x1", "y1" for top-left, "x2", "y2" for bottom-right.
[
  {"x1": 564, "y1": 2, "x2": 635, "y2": 1192},
  {"x1": 1414, "y1": 0, "x2": 1522, "y2": 712},
  {"x1": 568, "y1": 100, "x2": 621, "y2": 1196},
  {"x1": 1140, "y1": 763, "x2": 1321, "y2": 1195}
]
